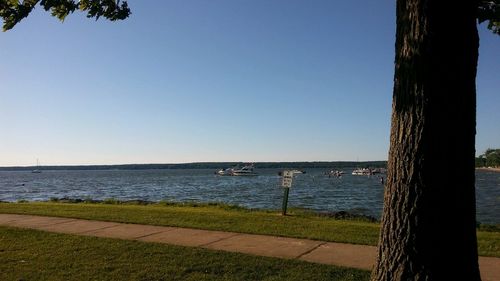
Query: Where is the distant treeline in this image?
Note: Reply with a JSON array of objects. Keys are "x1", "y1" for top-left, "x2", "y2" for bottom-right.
[
  {"x1": 0, "y1": 161, "x2": 387, "y2": 171},
  {"x1": 476, "y1": 148, "x2": 500, "y2": 167}
]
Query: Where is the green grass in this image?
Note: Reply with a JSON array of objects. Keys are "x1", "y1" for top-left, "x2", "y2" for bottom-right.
[
  {"x1": 0, "y1": 202, "x2": 380, "y2": 245},
  {"x1": 0, "y1": 202, "x2": 498, "y2": 257},
  {"x1": 477, "y1": 231, "x2": 500, "y2": 257},
  {"x1": 0, "y1": 226, "x2": 369, "y2": 281}
]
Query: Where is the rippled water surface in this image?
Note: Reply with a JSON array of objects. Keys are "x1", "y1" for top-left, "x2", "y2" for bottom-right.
[{"x1": 1, "y1": 169, "x2": 498, "y2": 223}]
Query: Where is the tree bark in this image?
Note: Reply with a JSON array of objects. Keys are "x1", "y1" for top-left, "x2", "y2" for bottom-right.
[{"x1": 372, "y1": 0, "x2": 481, "y2": 280}]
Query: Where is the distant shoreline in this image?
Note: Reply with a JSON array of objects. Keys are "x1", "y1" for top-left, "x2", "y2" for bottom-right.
[
  {"x1": 0, "y1": 161, "x2": 387, "y2": 171},
  {"x1": 477, "y1": 167, "x2": 500, "y2": 173}
]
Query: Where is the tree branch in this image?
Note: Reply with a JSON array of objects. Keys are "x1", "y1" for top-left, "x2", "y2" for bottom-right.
[{"x1": 0, "y1": 0, "x2": 130, "y2": 31}]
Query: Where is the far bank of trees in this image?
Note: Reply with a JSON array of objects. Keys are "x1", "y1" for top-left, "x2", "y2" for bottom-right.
[
  {"x1": 0, "y1": 161, "x2": 387, "y2": 171},
  {"x1": 476, "y1": 148, "x2": 500, "y2": 167}
]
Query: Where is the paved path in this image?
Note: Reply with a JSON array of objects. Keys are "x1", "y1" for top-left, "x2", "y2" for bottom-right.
[{"x1": 0, "y1": 214, "x2": 498, "y2": 281}]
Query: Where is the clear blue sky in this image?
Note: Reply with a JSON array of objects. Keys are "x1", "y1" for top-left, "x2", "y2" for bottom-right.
[{"x1": 1, "y1": 1, "x2": 499, "y2": 166}]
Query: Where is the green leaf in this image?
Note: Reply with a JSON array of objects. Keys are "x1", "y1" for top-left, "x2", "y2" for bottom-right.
[
  {"x1": 479, "y1": 0, "x2": 500, "y2": 34},
  {"x1": 1, "y1": 0, "x2": 130, "y2": 31}
]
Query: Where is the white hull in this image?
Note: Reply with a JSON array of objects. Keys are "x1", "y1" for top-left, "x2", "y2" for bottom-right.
[
  {"x1": 232, "y1": 172, "x2": 258, "y2": 176},
  {"x1": 217, "y1": 164, "x2": 257, "y2": 176},
  {"x1": 352, "y1": 168, "x2": 370, "y2": 175}
]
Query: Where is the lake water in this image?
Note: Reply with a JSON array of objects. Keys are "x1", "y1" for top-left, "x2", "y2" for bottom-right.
[{"x1": 0, "y1": 169, "x2": 498, "y2": 224}]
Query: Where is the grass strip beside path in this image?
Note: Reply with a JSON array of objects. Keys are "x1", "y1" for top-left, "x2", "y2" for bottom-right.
[
  {"x1": 0, "y1": 226, "x2": 369, "y2": 281},
  {"x1": 0, "y1": 202, "x2": 380, "y2": 245},
  {"x1": 0, "y1": 202, "x2": 498, "y2": 257}
]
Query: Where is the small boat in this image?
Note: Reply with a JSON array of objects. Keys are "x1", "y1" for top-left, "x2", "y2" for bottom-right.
[
  {"x1": 215, "y1": 167, "x2": 234, "y2": 176},
  {"x1": 32, "y1": 159, "x2": 42, "y2": 173},
  {"x1": 231, "y1": 164, "x2": 258, "y2": 176},
  {"x1": 327, "y1": 170, "x2": 344, "y2": 177},
  {"x1": 215, "y1": 164, "x2": 258, "y2": 176},
  {"x1": 370, "y1": 168, "x2": 387, "y2": 174},
  {"x1": 352, "y1": 168, "x2": 373, "y2": 176}
]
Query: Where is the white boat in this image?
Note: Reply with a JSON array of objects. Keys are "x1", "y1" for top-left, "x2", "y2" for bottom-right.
[
  {"x1": 215, "y1": 167, "x2": 234, "y2": 176},
  {"x1": 352, "y1": 168, "x2": 373, "y2": 175},
  {"x1": 215, "y1": 164, "x2": 258, "y2": 176},
  {"x1": 327, "y1": 170, "x2": 344, "y2": 177},
  {"x1": 231, "y1": 164, "x2": 258, "y2": 176}
]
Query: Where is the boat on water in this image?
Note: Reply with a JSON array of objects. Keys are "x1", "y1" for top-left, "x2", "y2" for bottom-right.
[
  {"x1": 351, "y1": 168, "x2": 386, "y2": 175},
  {"x1": 371, "y1": 168, "x2": 387, "y2": 174},
  {"x1": 32, "y1": 159, "x2": 42, "y2": 173},
  {"x1": 215, "y1": 167, "x2": 235, "y2": 176},
  {"x1": 352, "y1": 168, "x2": 373, "y2": 175},
  {"x1": 231, "y1": 164, "x2": 258, "y2": 176},
  {"x1": 327, "y1": 170, "x2": 344, "y2": 177},
  {"x1": 215, "y1": 164, "x2": 258, "y2": 176}
]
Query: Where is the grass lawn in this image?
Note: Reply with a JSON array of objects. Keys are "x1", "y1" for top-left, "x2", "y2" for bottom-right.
[
  {"x1": 0, "y1": 202, "x2": 498, "y2": 257},
  {"x1": 0, "y1": 226, "x2": 370, "y2": 281}
]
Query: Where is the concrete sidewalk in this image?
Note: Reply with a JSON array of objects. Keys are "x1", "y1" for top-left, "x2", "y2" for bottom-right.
[{"x1": 0, "y1": 213, "x2": 498, "y2": 281}]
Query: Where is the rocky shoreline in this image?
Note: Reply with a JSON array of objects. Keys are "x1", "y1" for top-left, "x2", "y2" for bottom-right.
[{"x1": 8, "y1": 197, "x2": 380, "y2": 222}]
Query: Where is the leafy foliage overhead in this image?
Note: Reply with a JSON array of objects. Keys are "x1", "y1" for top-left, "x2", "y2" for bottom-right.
[
  {"x1": 0, "y1": 0, "x2": 130, "y2": 31},
  {"x1": 479, "y1": 0, "x2": 500, "y2": 34}
]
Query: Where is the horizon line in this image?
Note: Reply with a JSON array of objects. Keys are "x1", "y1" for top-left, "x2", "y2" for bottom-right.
[{"x1": 0, "y1": 160, "x2": 389, "y2": 168}]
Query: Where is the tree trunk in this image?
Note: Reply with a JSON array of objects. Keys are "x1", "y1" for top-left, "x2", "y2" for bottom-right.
[{"x1": 371, "y1": 0, "x2": 481, "y2": 280}]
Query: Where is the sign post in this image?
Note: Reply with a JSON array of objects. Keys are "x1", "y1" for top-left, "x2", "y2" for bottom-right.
[{"x1": 281, "y1": 170, "x2": 294, "y2": 216}]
